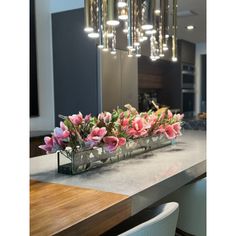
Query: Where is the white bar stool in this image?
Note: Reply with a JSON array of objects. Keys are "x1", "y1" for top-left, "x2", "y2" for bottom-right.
[{"x1": 118, "y1": 202, "x2": 179, "y2": 236}]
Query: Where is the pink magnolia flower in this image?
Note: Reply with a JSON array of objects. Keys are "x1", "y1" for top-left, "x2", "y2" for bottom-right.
[
  {"x1": 147, "y1": 114, "x2": 157, "y2": 127},
  {"x1": 127, "y1": 117, "x2": 150, "y2": 138},
  {"x1": 172, "y1": 122, "x2": 182, "y2": 136},
  {"x1": 54, "y1": 123, "x2": 70, "y2": 140},
  {"x1": 38, "y1": 136, "x2": 60, "y2": 154},
  {"x1": 98, "y1": 112, "x2": 112, "y2": 124},
  {"x1": 164, "y1": 125, "x2": 176, "y2": 140},
  {"x1": 103, "y1": 136, "x2": 126, "y2": 153},
  {"x1": 69, "y1": 112, "x2": 83, "y2": 125},
  {"x1": 119, "y1": 117, "x2": 130, "y2": 131},
  {"x1": 168, "y1": 110, "x2": 173, "y2": 119},
  {"x1": 60, "y1": 121, "x2": 68, "y2": 132},
  {"x1": 153, "y1": 125, "x2": 165, "y2": 135},
  {"x1": 173, "y1": 113, "x2": 184, "y2": 122},
  {"x1": 85, "y1": 127, "x2": 107, "y2": 147},
  {"x1": 84, "y1": 114, "x2": 91, "y2": 123}
]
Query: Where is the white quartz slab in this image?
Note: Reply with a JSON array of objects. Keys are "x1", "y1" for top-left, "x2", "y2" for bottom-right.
[{"x1": 30, "y1": 130, "x2": 206, "y2": 197}]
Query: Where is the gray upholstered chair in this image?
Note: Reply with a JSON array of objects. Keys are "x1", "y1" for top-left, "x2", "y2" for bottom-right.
[{"x1": 118, "y1": 202, "x2": 179, "y2": 236}]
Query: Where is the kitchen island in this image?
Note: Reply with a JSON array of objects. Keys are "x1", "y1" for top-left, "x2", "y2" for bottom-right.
[{"x1": 30, "y1": 130, "x2": 206, "y2": 236}]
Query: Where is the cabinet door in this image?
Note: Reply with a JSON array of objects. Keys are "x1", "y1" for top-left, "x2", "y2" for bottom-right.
[
  {"x1": 120, "y1": 51, "x2": 138, "y2": 109},
  {"x1": 99, "y1": 50, "x2": 138, "y2": 112},
  {"x1": 100, "y1": 51, "x2": 122, "y2": 112},
  {"x1": 52, "y1": 9, "x2": 98, "y2": 125},
  {"x1": 178, "y1": 40, "x2": 196, "y2": 64}
]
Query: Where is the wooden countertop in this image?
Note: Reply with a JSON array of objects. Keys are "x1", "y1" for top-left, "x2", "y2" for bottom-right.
[{"x1": 30, "y1": 180, "x2": 131, "y2": 236}]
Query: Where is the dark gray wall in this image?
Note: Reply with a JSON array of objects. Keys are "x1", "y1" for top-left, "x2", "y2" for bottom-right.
[{"x1": 52, "y1": 8, "x2": 98, "y2": 126}]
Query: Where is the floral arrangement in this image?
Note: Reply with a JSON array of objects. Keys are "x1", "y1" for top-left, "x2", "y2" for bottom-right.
[{"x1": 39, "y1": 103, "x2": 184, "y2": 156}]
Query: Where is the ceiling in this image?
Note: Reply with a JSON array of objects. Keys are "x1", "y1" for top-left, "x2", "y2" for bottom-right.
[{"x1": 176, "y1": 0, "x2": 206, "y2": 43}]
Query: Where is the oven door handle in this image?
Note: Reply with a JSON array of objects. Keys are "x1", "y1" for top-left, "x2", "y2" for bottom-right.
[
  {"x1": 182, "y1": 89, "x2": 195, "y2": 93},
  {"x1": 182, "y1": 71, "x2": 195, "y2": 75}
]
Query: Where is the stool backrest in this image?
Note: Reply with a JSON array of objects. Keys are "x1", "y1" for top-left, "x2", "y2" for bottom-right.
[{"x1": 119, "y1": 202, "x2": 179, "y2": 236}]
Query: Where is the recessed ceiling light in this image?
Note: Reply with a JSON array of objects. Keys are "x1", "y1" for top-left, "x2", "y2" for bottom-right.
[{"x1": 186, "y1": 25, "x2": 195, "y2": 30}]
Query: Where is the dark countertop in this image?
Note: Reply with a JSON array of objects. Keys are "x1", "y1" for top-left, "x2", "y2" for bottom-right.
[{"x1": 30, "y1": 130, "x2": 51, "y2": 138}]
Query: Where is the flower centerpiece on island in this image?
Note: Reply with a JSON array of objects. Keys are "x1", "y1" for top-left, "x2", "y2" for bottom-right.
[{"x1": 39, "y1": 102, "x2": 184, "y2": 174}]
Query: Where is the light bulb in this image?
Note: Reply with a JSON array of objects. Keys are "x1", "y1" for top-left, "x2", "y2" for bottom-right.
[
  {"x1": 172, "y1": 57, "x2": 178, "y2": 62},
  {"x1": 163, "y1": 46, "x2": 168, "y2": 51},
  {"x1": 118, "y1": 15, "x2": 128, "y2": 20},
  {"x1": 145, "y1": 29, "x2": 157, "y2": 35},
  {"x1": 139, "y1": 36, "x2": 148, "y2": 42},
  {"x1": 186, "y1": 25, "x2": 194, "y2": 30},
  {"x1": 141, "y1": 25, "x2": 153, "y2": 30},
  {"x1": 88, "y1": 32, "x2": 99, "y2": 38},
  {"x1": 107, "y1": 32, "x2": 114, "y2": 38},
  {"x1": 107, "y1": 20, "x2": 120, "y2": 26},
  {"x1": 117, "y1": 1, "x2": 127, "y2": 8},
  {"x1": 84, "y1": 27, "x2": 94, "y2": 33},
  {"x1": 150, "y1": 56, "x2": 157, "y2": 61}
]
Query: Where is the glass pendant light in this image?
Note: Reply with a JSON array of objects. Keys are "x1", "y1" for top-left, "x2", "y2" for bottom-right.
[
  {"x1": 141, "y1": 0, "x2": 154, "y2": 30},
  {"x1": 103, "y1": 31, "x2": 109, "y2": 51},
  {"x1": 172, "y1": 0, "x2": 177, "y2": 61},
  {"x1": 107, "y1": 0, "x2": 120, "y2": 26},
  {"x1": 84, "y1": 0, "x2": 94, "y2": 33},
  {"x1": 98, "y1": 0, "x2": 104, "y2": 48},
  {"x1": 84, "y1": 0, "x2": 178, "y2": 61},
  {"x1": 110, "y1": 31, "x2": 117, "y2": 54},
  {"x1": 133, "y1": 0, "x2": 141, "y2": 47},
  {"x1": 118, "y1": 7, "x2": 128, "y2": 20},
  {"x1": 154, "y1": 0, "x2": 161, "y2": 15},
  {"x1": 162, "y1": 0, "x2": 169, "y2": 51},
  {"x1": 127, "y1": 0, "x2": 133, "y2": 49},
  {"x1": 135, "y1": 45, "x2": 141, "y2": 57},
  {"x1": 128, "y1": 47, "x2": 133, "y2": 57},
  {"x1": 123, "y1": 21, "x2": 129, "y2": 33},
  {"x1": 87, "y1": 0, "x2": 99, "y2": 38}
]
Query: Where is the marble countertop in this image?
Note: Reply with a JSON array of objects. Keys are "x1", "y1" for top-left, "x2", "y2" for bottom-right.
[{"x1": 30, "y1": 130, "x2": 206, "y2": 214}]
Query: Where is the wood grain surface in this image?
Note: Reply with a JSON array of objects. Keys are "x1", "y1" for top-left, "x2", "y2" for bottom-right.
[{"x1": 30, "y1": 180, "x2": 131, "y2": 236}]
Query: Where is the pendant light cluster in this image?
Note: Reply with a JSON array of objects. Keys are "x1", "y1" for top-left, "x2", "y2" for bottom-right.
[{"x1": 84, "y1": 0, "x2": 178, "y2": 62}]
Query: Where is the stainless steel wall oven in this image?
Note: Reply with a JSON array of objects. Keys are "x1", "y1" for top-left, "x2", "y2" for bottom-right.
[{"x1": 181, "y1": 63, "x2": 195, "y2": 118}]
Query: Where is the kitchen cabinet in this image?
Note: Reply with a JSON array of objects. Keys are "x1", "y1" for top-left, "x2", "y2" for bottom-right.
[
  {"x1": 138, "y1": 39, "x2": 195, "y2": 113},
  {"x1": 178, "y1": 39, "x2": 196, "y2": 64},
  {"x1": 52, "y1": 9, "x2": 99, "y2": 125},
  {"x1": 99, "y1": 50, "x2": 138, "y2": 112}
]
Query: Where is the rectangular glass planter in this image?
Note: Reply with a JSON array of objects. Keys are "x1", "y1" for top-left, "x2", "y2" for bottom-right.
[{"x1": 57, "y1": 135, "x2": 173, "y2": 175}]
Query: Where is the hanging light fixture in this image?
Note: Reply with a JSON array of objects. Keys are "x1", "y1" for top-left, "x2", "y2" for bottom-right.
[{"x1": 84, "y1": 0, "x2": 178, "y2": 62}]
